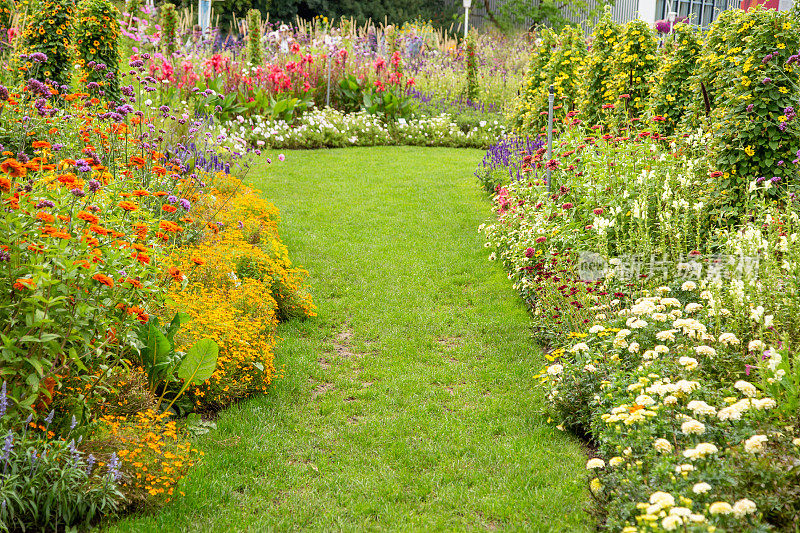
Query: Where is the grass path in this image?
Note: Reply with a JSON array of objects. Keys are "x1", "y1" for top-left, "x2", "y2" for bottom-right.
[{"x1": 112, "y1": 147, "x2": 588, "y2": 532}]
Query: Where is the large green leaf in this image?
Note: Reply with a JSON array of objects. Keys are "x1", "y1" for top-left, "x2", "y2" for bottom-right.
[
  {"x1": 177, "y1": 339, "x2": 218, "y2": 385},
  {"x1": 138, "y1": 324, "x2": 173, "y2": 383}
]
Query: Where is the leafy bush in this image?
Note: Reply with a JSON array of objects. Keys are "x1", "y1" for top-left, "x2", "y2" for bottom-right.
[
  {"x1": 610, "y1": 19, "x2": 657, "y2": 123},
  {"x1": 76, "y1": 0, "x2": 122, "y2": 102},
  {"x1": 579, "y1": 7, "x2": 621, "y2": 127},
  {"x1": 246, "y1": 8, "x2": 262, "y2": 65},
  {"x1": 18, "y1": 0, "x2": 74, "y2": 87}
]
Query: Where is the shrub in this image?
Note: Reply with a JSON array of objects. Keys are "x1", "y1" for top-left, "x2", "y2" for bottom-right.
[
  {"x1": 246, "y1": 8, "x2": 262, "y2": 65},
  {"x1": 610, "y1": 19, "x2": 658, "y2": 124},
  {"x1": 579, "y1": 7, "x2": 621, "y2": 127},
  {"x1": 160, "y1": 3, "x2": 177, "y2": 58},
  {"x1": 510, "y1": 27, "x2": 557, "y2": 132},
  {"x1": 648, "y1": 23, "x2": 701, "y2": 135},
  {"x1": 76, "y1": 0, "x2": 122, "y2": 102},
  {"x1": 465, "y1": 33, "x2": 478, "y2": 102},
  {"x1": 18, "y1": 0, "x2": 74, "y2": 86}
]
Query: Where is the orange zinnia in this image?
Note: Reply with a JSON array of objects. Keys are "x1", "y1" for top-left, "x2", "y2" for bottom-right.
[
  {"x1": 159, "y1": 221, "x2": 180, "y2": 233},
  {"x1": 162, "y1": 205, "x2": 177, "y2": 213},
  {"x1": 92, "y1": 273, "x2": 114, "y2": 288},
  {"x1": 132, "y1": 189, "x2": 151, "y2": 197},
  {"x1": 124, "y1": 277, "x2": 143, "y2": 289},
  {"x1": 76, "y1": 211, "x2": 100, "y2": 225},
  {"x1": 154, "y1": 191, "x2": 168, "y2": 197},
  {"x1": 191, "y1": 257, "x2": 205, "y2": 266},
  {"x1": 89, "y1": 224, "x2": 110, "y2": 236},
  {"x1": 36, "y1": 211, "x2": 55, "y2": 223},
  {"x1": 13, "y1": 278, "x2": 36, "y2": 290},
  {"x1": 118, "y1": 201, "x2": 139, "y2": 212},
  {"x1": 168, "y1": 267, "x2": 183, "y2": 282},
  {"x1": 0, "y1": 158, "x2": 26, "y2": 178},
  {"x1": 129, "y1": 156, "x2": 146, "y2": 168},
  {"x1": 0, "y1": 176, "x2": 10, "y2": 191},
  {"x1": 32, "y1": 141, "x2": 52, "y2": 150},
  {"x1": 132, "y1": 252, "x2": 151, "y2": 264}
]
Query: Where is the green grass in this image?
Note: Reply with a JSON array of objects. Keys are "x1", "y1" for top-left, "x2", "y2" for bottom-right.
[{"x1": 110, "y1": 147, "x2": 588, "y2": 532}]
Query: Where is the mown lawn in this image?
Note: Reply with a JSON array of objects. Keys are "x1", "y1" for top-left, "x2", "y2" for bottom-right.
[{"x1": 109, "y1": 147, "x2": 588, "y2": 532}]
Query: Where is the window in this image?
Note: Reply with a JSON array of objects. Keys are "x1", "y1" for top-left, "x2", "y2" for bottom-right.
[{"x1": 655, "y1": 0, "x2": 737, "y2": 27}]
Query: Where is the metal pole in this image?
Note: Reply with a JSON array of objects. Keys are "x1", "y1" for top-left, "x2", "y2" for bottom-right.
[
  {"x1": 546, "y1": 85, "x2": 554, "y2": 192},
  {"x1": 464, "y1": 6, "x2": 469, "y2": 40},
  {"x1": 326, "y1": 50, "x2": 332, "y2": 108}
]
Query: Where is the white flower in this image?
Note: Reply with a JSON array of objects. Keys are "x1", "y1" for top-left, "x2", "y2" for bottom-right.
[
  {"x1": 654, "y1": 438, "x2": 673, "y2": 453},
  {"x1": 635, "y1": 394, "x2": 656, "y2": 406},
  {"x1": 681, "y1": 419, "x2": 706, "y2": 435},
  {"x1": 628, "y1": 342, "x2": 640, "y2": 353},
  {"x1": 748, "y1": 339, "x2": 765, "y2": 352},
  {"x1": 764, "y1": 315, "x2": 774, "y2": 327},
  {"x1": 570, "y1": 343, "x2": 590, "y2": 353},
  {"x1": 692, "y1": 482, "x2": 712, "y2": 494},
  {"x1": 732, "y1": 498, "x2": 757, "y2": 518},
  {"x1": 685, "y1": 302, "x2": 703, "y2": 313},
  {"x1": 656, "y1": 330, "x2": 677, "y2": 342},
  {"x1": 661, "y1": 515, "x2": 682, "y2": 531},
  {"x1": 709, "y1": 502, "x2": 733, "y2": 515},
  {"x1": 655, "y1": 345, "x2": 669, "y2": 354},
  {"x1": 584, "y1": 364, "x2": 597, "y2": 373},
  {"x1": 649, "y1": 491, "x2": 675, "y2": 508},
  {"x1": 744, "y1": 434, "x2": 767, "y2": 454},
  {"x1": 682, "y1": 447, "x2": 700, "y2": 460},
  {"x1": 586, "y1": 458, "x2": 605, "y2": 469},
  {"x1": 679, "y1": 357, "x2": 698, "y2": 370},
  {"x1": 660, "y1": 297, "x2": 681, "y2": 307},
  {"x1": 589, "y1": 325, "x2": 605, "y2": 334},
  {"x1": 718, "y1": 332, "x2": 740, "y2": 345},
  {"x1": 750, "y1": 306, "x2": 765, "y2": 321},
  {"x1": 695, "y1": 442, "x2": 719, "y2": 456},
  {"x1": 663, "y1": 395, "x2": 678, "y2": 406},
  {"x1": 656, "y1": 286, "x2": 671, "y2": 294},
  {"x1": 616, "y1": 329, "x2": 632, "y2": 338},
  {"x1": 547, "y1": 364, "x2": 563, "y2": 376},
  {"x1": 753, "y1": 397, "x2": 777, "y2": 410},
  {"x1": 609, "y1": 456, "x2": 624, "y2": 467},
  {"x1": 734, "y1": 380, "x2": 758, "y2": 397},
  {"x1": 687, "y1": 400, "x2": 716, "y2": 416},
  {"x1": 694, "y1": 345, "x2": 717, "y2": 357},
  {"x1": 681, "y1": 281, "x2": 697, "y2": 291}
]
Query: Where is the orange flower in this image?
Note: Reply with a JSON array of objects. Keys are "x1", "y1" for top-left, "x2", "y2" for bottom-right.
[
  {"x1": 13, "y1": 278, "x2": 36, "y2": 290},
  {"x1": 162, "y1": 205, "x2": 177, "y2": 213},
  {"x1": 57, "y1": 173, "x2": 77, "y2": 186},
  {"x1": 191, "y1": 257, "x2": 205, "y2": 265},
  {"x1": 57, "y1": 215, "x2": 70, "y2": 223},
  {"x1": 127, "y1": 305, "x2": 149, "y2": 323},
  {"x1": 82, "y1": 234, "x2": 100, "y2": 247},
  {"x1": 132, "y1": 252, "x2": 151, "y2": 264},
  {"x1": 152, "y1": 166, "x2": 167, "y2": 176},
  {"x1": 124, "y1": 277, "x2": 143, "y2": 289},
  {"x1": 118, "y1": 201, "x2": 139, "y2": 212},
  {"x1": 155, "y1": 231, "x2": 169, "y2": 241},
  {"x1": 129, "y1": 156, "x2": 146, "y2": 168},
  {"x1": 73, "y1": 259, "x2": 91, "y2": 269},
  {"x1": 89, "y1": 224, "x2": 110, "y2": 236},
  {"x1": 159, "y1": 221, "x2": 181, "y2": 233},
  {"x1": 0, "y1": 176, "x2": 10, "y2": 191},
  {"x1": 92, "y1": 273, "x2": 114, "y2": 288},
  {"x1": 168, "y1": 267, "x2": 183, "y2": 282},
  {"x1": 131, "y1": 243, "x2": 148, "y2": 252},
  {"x1": 48, "y1": 231, "x2": 72, "y2": 240},
  {"x1": 31, "y1": 141, "x2": 52, "y2": 150},
  {"x1": 132, "y1": 189, "x2": 151, "y2": 197},
  {"x1": 36, "y1": 211, "x2": 55, "y2": 223},
  {"x1": 76, "y1": 211, "x2": 100, "y2": 225},
  {"x1": 154, "y1": 191, "x2": 168, "y2": 197},
  {"x1": 0, "y1": 158, "x2": 26, "y2": 178}
]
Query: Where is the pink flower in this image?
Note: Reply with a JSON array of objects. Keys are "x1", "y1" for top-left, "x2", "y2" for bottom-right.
[
  {"x1": 278, "y1": 154, "x2": 285, "y2": 162},
  {"x1": 593, "y1": 208, "x2": 604, "y2": 215},
  {"x1": 535, "y1": 236, "x2": 547, "y2": 244},
  {"x1": 525, "y1": 247, "x2": 535, "y2": 258},
  {"x1": 562, "y1": 203, "x2": 574, "y2": 210}
]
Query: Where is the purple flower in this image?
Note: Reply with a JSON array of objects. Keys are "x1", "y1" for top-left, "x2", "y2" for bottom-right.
[
  {"x1": 237, "y1": 220, "x2": 244, "y2": 229},
  {"x1": 70, "y1": 415, "x2": 77, "y2": 431},
  {"x1": 30, "y1": 52, "x2": 47, "y2": 63},
  {"x1": 87, "y1": 179, "x2": 101, "y2": 192},
  {"x1": 86, "y1": 454, "x2": 95, "y2": 475},
  {"x1": 0, "y1": 85, "x2": 8, "y2": 101},
  {"x1": 779, "y1": 121, "x2": 788, "y2": 132},
  {"x1": 1, "y1": 431, "x2": 12, "y2": 462},
  {"x1": 757, "y1": 176, "x2": 766, "y2": 183},
  {"x1": 167, "y1": 195, "x2": 177, "y2": 204},
  {"x1": 747, "y1": 104, "x2": 754, "y2": 112},
  {"x1": 44, "y1": 410, "x2": 54, "y2": 425},
  {"x1": 108, "y1": 452, "x2": 120, "y2": 481},
  {"x1": 52, "y1": 143, "x2": 63, "y2": 152},
  {"x1": 0, "y1": 250, "x2": 9, "y2": 262},
  {"x1": 75, "y1": 159, "x2": 91, "y2": 172},
  {"x1": 71, "y1": 188, "x2": 86, "y2": 198},
  {"x1": 179, "y1": 198, "x2": 191, "y2": 211},
  {"x1": 0, "y1": 381, "x2": 6, "y2": 418},
  {"x1": 763, "y1": 77, "x2": 772, "y2": 84},
  {"x1": 771, "y1": 176, "x2": 781, "y2": 183},
  {"x1": 745, "y1": 364, "x2": 756, "y2": 376},
  {"x1": 36, "y1": 200, "x2": 55, "y2": 209}
]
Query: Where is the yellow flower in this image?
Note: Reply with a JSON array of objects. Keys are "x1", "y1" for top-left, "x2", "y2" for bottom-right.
[{"x1": 744, "y1": 145, "x2": 755, "y2": 157}]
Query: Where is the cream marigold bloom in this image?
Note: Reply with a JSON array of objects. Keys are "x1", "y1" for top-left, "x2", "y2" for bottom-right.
[
  {"x1": 660, "y1": 297, "x2": 681, "y2": 307},
  {"x1": 685, "y1": 302, "x2": 703, "y2": 314},
  {"x1": 654, "y1": 344, "x2": 670, "y2": 354},
  {"x1": 661, "y1": 515, "x2": 682, "y2": 531},
  {"x1": 589, "y1": 324, "x2": 605, "y2": 334},
  {"x1": 718, "y1": 332, "x2": 740, "y2": 345},
  {"x1": 687, "y1": 400, "x2": 716, "y2": 417},
  {"x1": 744, "y1": 434, "x2": 767, "y2": 454},
  {"x1": 732, "y1": 498, "x2": 757, "y2": 518},
  {"x1": 584, "y1": 363, "x2": 597, "y2": 373},
  {"x1": 734, "y1": 380, "x2": 758, "y2": 397},
  {"x1": 679, "y1": 357, "x2": 698, "y2": 370},
  {"x1": 695, "y1": 442, "x2": 719, "y2": 456},
  {"x1": 586, "y1": 458, "x2": 605, "y2": 469},
  {"x1": 590, "y1": 477, "x2": 603, "y2": 494},
  {"x1": 709, "y1": 502, "x2": 733, "y2": 515},
  {"x1": 628, "y1": 342, "x2": 640, "y2": 353},
  {"x1": 649, "y1": 491, "x2": 675, "y2": 508},
  {"x1": 681, "y1": 281, "x2": 697, "y2": 291},
  {"x1": 663, "y1": 395, "x2": 678, "y2": 406},
  {"x1": 694, "y1": 345, "x2": 717, "y2": 357},
  {"x1": 609, "y1": 456, "x2": 624, "y2": 467},
  {"x1": 570, "y1": 343, "x2": 590, "y2": 353},
  {"x1": 681, "y1": 419, "x2": 706, "y2": 435},
  {"x1": 753, "y1": 397, "x2": 777, "y2": 410},
  {"x1": 654, "y1": 438, "x2": 673, "y2": 453},
  {"x1": 749, "y1": 339, "x2": 765, "y2": 352},
  {"x1": 547, "y1": 364, "x2": 563, "y2": 376},
  {"x1": 692, "y1": 482, "x2": 712, "y2": 494},
  {"x1": 656, "y1": 329, "x2": 677, "y2": 342}
]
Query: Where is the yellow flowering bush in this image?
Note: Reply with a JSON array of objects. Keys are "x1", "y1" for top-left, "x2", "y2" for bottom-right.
[{"x1": 579, "y1": 7, "x2": 621, "y2": 127}]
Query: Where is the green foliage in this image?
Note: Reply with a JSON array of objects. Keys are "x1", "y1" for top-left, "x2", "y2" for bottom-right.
[
  {"x1": 708, "y1": 6, "x2": 800, "y2": 220},
  {"x1": 0, "y1": 428, "x2": 124, "y2": 531},
  {"x1": 18, "y1": 0, "x2": 74, "y2": 86},
  {"x1": 648, "y1": 23, "x2": 700, "y2": 135},
  {"x1": 610, "y1": 19, "x2": 657, "y2": 123},
  {"x1": 0, "y1": 0, "x2": 14, "y2": 30},
  {"x1": 246, "y1": 8, "x2": 263, "y2": 65},
  {"x1": 509, "y1": 26, "x2": 557, "y2": 131},
  {"x1": 261, "y1": 0, "x2": 455, "y2": 27},
  {"x1": 495, "y1": 0, "x2": 613, "y2": 33},
  {"x1": 579, "y1": 7, "x2": 621, "y2": 126},
  {"x1": 547, "y1": 25, "x2": 586, "y2": 116},
  {"x1": 160, "y1": 3, "x2": 177, "y2": 57},
  {"x1": 76, "y1": 0, "x2": 122, "y2": 102},
  {"x1": 337, "y1": 74, "x2": 364, "y2": 112},
  {"x1": 465, "y1": 34, "x2": 478, "y2": 102}
]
